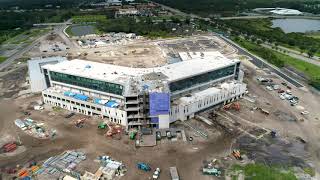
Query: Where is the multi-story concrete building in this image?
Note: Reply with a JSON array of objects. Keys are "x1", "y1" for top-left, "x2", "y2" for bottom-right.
[{"x1": 40, "y1": 52, "x2": 246, "y2": 129}]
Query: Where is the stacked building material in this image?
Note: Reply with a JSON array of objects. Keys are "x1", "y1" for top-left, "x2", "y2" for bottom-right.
[
  {"x1": 40, "y1": 150, "x2": 86, "y2": 178},
  {"x1": 2, "y1": 143, "x2": 17, "y2": 153}
]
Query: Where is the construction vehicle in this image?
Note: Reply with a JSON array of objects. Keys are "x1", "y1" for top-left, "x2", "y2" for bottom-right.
[
  {"x1": 223, "y1": 102, "x2": 240, "y2": 111},
  {"x1": 98, "y1": 122, "x2": 107, "y2": 129},
  {"x1": 156, "y1": 131, "x2": 161, "y2": 141},
  {"x1": 129, "y1": 131, "x2": 137, "y2": 140},
  {"x1": 153, "y1": 168, "x2": 161, "y2": 179},
  {"x1": 74, "y1": 118, "x2": 86, "y2": 128},
  {"x1": 170, "y1": 167, "x2": 179, "y2": 180},
  {"x1": 232, "y1": 149, "x2": 242, "y2": 160},
  {"x1": 137, "y1": 162, "x2": 151, "y2": 171},
  {"x1": 256, "y1": 107, "x2": 270, "y2": 115},
  {"x1": 105, "y1": 123, "x2": 122, "y2": 138},
  {"x1": 202, "y1": 167, "x2": 221, "y2": 176}
]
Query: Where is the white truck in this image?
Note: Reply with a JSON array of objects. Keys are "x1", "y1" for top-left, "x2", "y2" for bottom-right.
[
  {"x1": 15, "y1": 119, "x2": 27, "y2": 130},
  {"x1": 34, "y1": 105, "x2": 44, "y2": 110},
  {"x1": 170, "y1": 167, "x2": 179, "y2": 180},
  {"x1": 153, "y1": 168, "x2": 161, "y2": 179}
]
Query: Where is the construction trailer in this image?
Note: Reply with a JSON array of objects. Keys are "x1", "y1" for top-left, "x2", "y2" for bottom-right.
[{"x1": 170, "y1": 167, "x2": 179, "y2": 180}]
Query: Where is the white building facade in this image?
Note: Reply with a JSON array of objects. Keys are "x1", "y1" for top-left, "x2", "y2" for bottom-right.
[{"x1": 40, "y1": 52, "x2": 246, "y2": 129}]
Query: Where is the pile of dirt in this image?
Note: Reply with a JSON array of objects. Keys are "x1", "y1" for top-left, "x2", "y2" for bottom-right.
[
  {"x1": 0, "y1": 66, "x2": 27, "y2": 99},
  {"x1": 235, "y1": 135, "x2": 310, "y2": 169},
  {"x1": 273, "y1": 110, "x2": 297, "y2": 122}
]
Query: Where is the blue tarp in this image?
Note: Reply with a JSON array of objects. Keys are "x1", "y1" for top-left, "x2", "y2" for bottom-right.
[
  {"x1": 106, "y1": 101, "x2": 119, "y2": 108},
  {"x1": 73, "y1": 94, "x2": 89, "y2": 101},
  {"x1": 149, "y1": 93, "x2": 170, "y2": 116},
  {"x1": 94, "y1": 98, "x2": 103, "y2": 104},
  {"x1": 151, "y1": 117, "x2": 159, "y2": 123},
  {"x1": 64, "y1": 91, "x2": 75, "y2": 97}
]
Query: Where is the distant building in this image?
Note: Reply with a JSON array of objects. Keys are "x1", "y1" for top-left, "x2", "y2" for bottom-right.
[
  {"x1": 270, "y1": 8, "x2": 303, "y2": 15},
  {"x1": 116, "y1": 8, "x2": 140, "y2": 17},
  {"x1": 91, "y1": 0, "x2": 136, "y2": 7},
  {"x1": 28, "y1": 56, "x2": 66, "y2": 92},
  {"x1": 253, "y1": 8, "x2": 303, "y2": 15}
]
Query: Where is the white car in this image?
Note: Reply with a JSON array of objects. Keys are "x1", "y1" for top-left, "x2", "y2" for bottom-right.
[
  {"x1": 266, "y1": 86, "x2": 273, "y2": 91},
  {"x1": 273, "y1": 85, "x2": 280, "y2": 90},
  {"x1": 34, "y1": 105, "x2": 44, "y2": 110},
  {"x1": 301, "y1": 111, "x2": 309, "y2": 115},
  {"x1": 284, "y1": 94, "x2": 293, "y2": 100},
  {"x1": 153, "y1": 168, "x2": 161, "y2": 179},
  {"x1": 286, "y1": 90, "x2": 292, "y2": 95},
  {"x1": 279, "y1": 94, "x2": 286, "y2": 100}
]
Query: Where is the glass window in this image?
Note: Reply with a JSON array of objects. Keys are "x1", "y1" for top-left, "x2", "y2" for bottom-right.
[
  {"x1": 169, "y1": 65, "x2": 235, "y2": 92},
  {"x1": 49, "y1": 71, "x2": 123, "y2": 95}
]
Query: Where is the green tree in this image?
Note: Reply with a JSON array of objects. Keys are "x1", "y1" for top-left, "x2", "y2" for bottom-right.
[{"x1": 307, "y1": 48, "x2": 317, "y2": 58}]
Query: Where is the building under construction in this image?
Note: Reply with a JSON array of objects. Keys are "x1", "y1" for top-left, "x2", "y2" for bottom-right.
[{"x1": 39, "y1": 51, "x2": 246, "y2": 129}]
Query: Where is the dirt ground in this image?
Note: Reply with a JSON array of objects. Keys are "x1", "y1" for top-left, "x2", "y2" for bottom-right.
[
  {"x1": 1, "y1": 35, "x2": 320, "y2": 179},
  {"x1": 0, "y1": 95, "x2": 234, "y2": 180},
  {"x1": 26, "y1": 34, "x2": 236, "y2": 69}
]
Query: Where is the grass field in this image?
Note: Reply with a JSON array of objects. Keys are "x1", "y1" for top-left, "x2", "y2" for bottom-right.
[
  {"x1": 72, "y1": 15, "x2": 107, "y2": 24},
  {"x1": 306, "y1": 32, "x2": 320, "y2": 39},
  {"x1": 4, "y1": 28, "x2": 49, "y2": 45},
  {"x1": 0, "y1": 56, "x2": 7, "y2": 63},
  {"x1": 231, "y1": 164, "x2": 297, "y2": 180},
  {"x1": 234, "y1": 37, "x2": 320, "y2": 90}
]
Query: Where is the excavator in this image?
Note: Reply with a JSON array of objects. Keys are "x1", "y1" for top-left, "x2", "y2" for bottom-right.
[
  {"x1": 74, "y1": 118, "x2": 86, "y2": 128},
  {"x1": 105, "y1": 123, "x2": 122, "y2": 138},
  {"x1": 223, "y1": 102, "x2": 240, "y2": 111}
]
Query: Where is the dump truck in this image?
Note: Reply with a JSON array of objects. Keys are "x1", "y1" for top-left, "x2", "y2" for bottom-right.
[
  {"x1": 137, "y1": 162, "x2": 151, "y2": 171},
  {"x1": 202, "y1": 168, "x2": 221, "y2": 176}
]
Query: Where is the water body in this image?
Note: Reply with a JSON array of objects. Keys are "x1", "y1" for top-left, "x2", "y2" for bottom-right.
[
  {"x1": 70, "y1": 25, "x2": 95, "y2": 36},
  {"x1": 271, "y1": 18, "x2": 320, "y2": 33}
]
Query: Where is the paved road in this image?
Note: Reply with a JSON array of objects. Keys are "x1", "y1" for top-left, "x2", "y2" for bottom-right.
[
  {"x1": 33, "y1": 22, "x2": 72, "y2": 27},
  {"x1": 0, "y1": 19, "x2": 73, "y2": 71},
  {"x1": 218, "y1": 35, "x2": 304, "y2": 87},
  {"x1": 0, "y1": 34, "x2": 48, "y2": 71}
]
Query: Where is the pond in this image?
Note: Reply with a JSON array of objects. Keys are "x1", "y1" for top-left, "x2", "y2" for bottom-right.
[
  {"x1": 271, "y1": 18, "x2": 320, "y2": 33},
  {"x1": 70, "y1": 25, "x2": 95, "y2": 36}
]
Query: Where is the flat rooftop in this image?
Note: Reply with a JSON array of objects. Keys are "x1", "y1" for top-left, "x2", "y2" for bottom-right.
[
  {"x1": 43, "y1": 51, "x2": 239, "y2": 85},
  {"x1": 177, "y1": 81, "x2": 245, "y2": 105}
]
